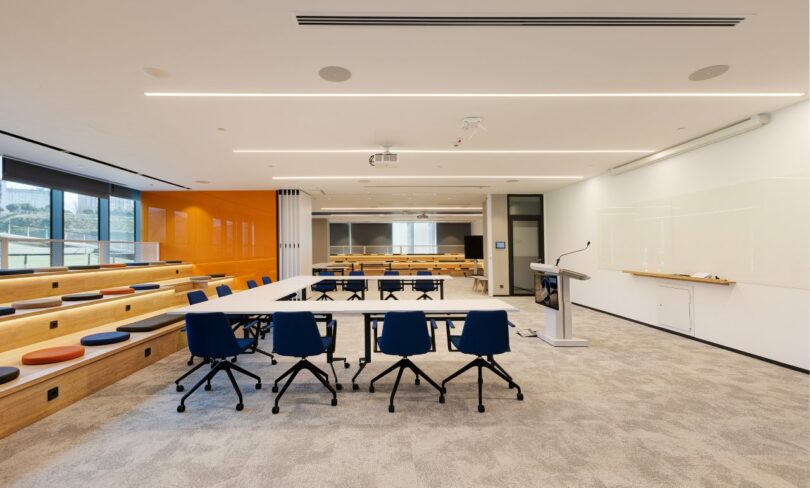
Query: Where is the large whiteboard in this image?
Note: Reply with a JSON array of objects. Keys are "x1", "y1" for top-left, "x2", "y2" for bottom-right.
[{"x1": 597, "y1": 173, "x2": 809, "y2": 289}]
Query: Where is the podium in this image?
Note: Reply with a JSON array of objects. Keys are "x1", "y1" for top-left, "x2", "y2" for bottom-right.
[{"x1": 529, "y1": 263, "x2": 590, "y2": 347}]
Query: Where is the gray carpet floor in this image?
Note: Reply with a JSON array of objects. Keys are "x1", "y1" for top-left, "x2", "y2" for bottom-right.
[{"x1": 0, "y1": 278, "x2": 807, "y2": 488}]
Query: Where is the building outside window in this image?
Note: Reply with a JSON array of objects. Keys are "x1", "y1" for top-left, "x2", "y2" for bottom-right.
[
  {"x1": 109, "y1": 196, "x2": 136, "y2": 262},
  {"x1": 63, "y1": 191, "x2": 99, "y2": 265},
  {"x1": 0, "y1": 180, "x2": 51, "y2": 267},
  {"x1": 392, "y1": 222, "x2": 437, "y2": 254}
]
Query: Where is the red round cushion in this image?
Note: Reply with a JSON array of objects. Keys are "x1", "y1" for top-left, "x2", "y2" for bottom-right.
[
  {"x1": 100, "y1": 287, "x2": 135, "y2": 295},
  {"x1": 22, "y1": 346, "x2": 85, "y2": 365}
]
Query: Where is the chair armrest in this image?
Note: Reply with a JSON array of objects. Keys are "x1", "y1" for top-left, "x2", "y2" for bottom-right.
[
  {"x1": 444, "y1": 319, "x2": 456, "y2": 352},
  {"x1": 326, "y1": 319, "x2": 337, "y2": 334},
  {"x1": 445, "y1": 319, "x2": 455, "y2": 329},
  {"x1": 430, "y1": 319, "x2": 439, "y2": 330},
  {"x1": 371, "y1": 320, "x2": 379, "y2": 330},
  {"x1": 507, "y1": 320, "x2": 516, "y2": 328}
]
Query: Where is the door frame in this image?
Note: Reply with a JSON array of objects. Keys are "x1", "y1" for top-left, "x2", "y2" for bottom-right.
[{"x1": 507, "y1": 194, "x2": 545, "y2": 296}]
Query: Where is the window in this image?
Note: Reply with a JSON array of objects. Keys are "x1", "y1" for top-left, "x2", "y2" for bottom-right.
[
  {"x1": 0, "y1": 181, "x2": 51, "y2": 267},
  {"x1": 392, "y1": 222, "x2": 437, "y2": 254},
  {"x1": 109, "y1": 196, "x2": 136, "y2": 263},
  {"x1": 63, "y1": 191, "x2": 99, "y2": 265}
]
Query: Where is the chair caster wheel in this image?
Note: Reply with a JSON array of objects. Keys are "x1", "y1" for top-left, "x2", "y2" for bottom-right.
[
  {"x1": 271, "y1": 406, "x2": 279, "y2": 414},
  {"x1": 439, "y1": 395, "x2": 445, "y2": 404},
  {"x1": 186, "y1": 360, "x2": 194, "y2": 366},
  {"x1": 478, "y1": 405, "x2": 485, "y2": 413},
  {"x1": 369, "y1": 386, "x2": 375, "y2": 393},
  {"x1": 177, "y1": 405, "x2": 186, "y2": 413},
  {"x1": 388, "y1": 405, "x2": 395, "y2": 413},
  {"x1": 175, "y1": 384, "x2": 184, "y2": 392},
  {"x1": 414, "y1": 378, "x2": 421, "y2": 385},
  {"x1": 271, "y1": 359, "x2": 277, "y2": 365},
  {"x1": 336, "y1": 383, "x2": 343, "y2": 391},
  {"x1": 352, "y1": 383, "x2": 359, "y2": 391},
  {"x1": 331, "y1": 398, "x2": 338, "y2": 406},
  {"x1": 344, "y1": 362, "x2": 350, "y2": 369},
  {"x1": 236, "y1": 403, "x2": 244, "y2": 411},
  {"x1": 517, "y1": 393, "x2": 524, "y2": 401},
  {"x1": 271, "y1": 385, "x2": 278, "y2": 393},
  {"x1": 256, "y1": 383, "x2": 262, "y2": 390},
  {"x1": 204, "y1": 384, "x2": 212, "y2": 391}
]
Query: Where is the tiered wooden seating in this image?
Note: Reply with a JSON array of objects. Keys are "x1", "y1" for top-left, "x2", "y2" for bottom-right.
[
  {"x1": 0, "y1": 263, "x2": 233, "y2": 439},
  {"x1": 330, "y1": 254, "x2": 484, "y2": 277}
]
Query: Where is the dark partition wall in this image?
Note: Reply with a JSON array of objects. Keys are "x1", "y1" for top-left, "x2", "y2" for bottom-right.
[
  {"x1": 437, "y1": 223, "x2": 472, "y2": 246},
  {"x1": 329, "y1": 223, "x2": 350, "y2": 247},
  {"x1": 350, "y1": 223, "x2": 392, "y2": 247}
]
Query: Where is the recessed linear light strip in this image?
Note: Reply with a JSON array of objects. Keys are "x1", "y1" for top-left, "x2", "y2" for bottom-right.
[
  {"x1": 145, "y1": 92, "x2": 804, "y2": 98},
  {"x1": 321, "y1": 207, "x2": 482, "y2": 210},
  {"x1": 235, "y1": 149, "x2": 650, "y2": 154},
  {"x1": 272, "y1": 175, "x2": 583, "y2": 180}
]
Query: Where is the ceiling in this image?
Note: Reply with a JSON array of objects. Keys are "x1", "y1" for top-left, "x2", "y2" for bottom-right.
[{"x1": 0, "y1": 0, "x2": 806, "y2": 212}]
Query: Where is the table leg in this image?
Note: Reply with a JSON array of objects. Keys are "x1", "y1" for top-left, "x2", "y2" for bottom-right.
[
  {"x1": 301, "y1": 287, "x2": 307, "y2": 301},
  {"x1": 440, "y1": 280, "x2": 444, "y2": 300},
  {"x1": 379, "y1": 286, "x2": 383, "y2": 300},
  {"x1": 351, "y1": 313, "x2": 372, "y2": 390}
]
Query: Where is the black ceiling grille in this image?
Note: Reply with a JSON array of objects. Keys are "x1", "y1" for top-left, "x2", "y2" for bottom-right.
[{"x1": 297, "y1": 16, "x2": 745, "y2": 27}]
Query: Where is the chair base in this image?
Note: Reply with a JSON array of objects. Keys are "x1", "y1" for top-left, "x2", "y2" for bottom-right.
[
  {"x1": 369, "y1": 357, "x2": 443, "y2": 412},
  {"x1": 271, "y1": 358, "x2": 338, "y2": 413},
  {"x1": 441, "y1": 356, "x2": 523, "y2": 413},
  {"x1": 416, "y1": 293, "x2": 433, "y2": 300},
  {"x1": 346, "y1": 292, "x2": 363, "y2": 300},
  {"x1": 176, "y1": 359, "x2": 261, "y2": 412},
  {"x1": 382, "y1": 292, "x2": 398, "y2": 300},
  {"x1": 315, "y1": 293, "x2": 334, "y2": 301}
]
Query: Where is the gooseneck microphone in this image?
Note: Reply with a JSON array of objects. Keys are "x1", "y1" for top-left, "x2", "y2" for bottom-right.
[{"x1": 555, "y1": 241, "x2": 591, "y2": 267}]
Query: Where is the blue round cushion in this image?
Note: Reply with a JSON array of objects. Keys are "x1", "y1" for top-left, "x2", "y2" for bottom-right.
[
  {"x1": 0, "y1": 268, "x2": 34, "y2": 276},
  {"x1": 130, "y1": 283, "x2": 160, "y2": 290},
  {"x1": 126, "y1": 262, "x2": 150, "y2": 267},
  {"x1": 0, "y1": 307, "x2": 15, "y2": 316},
  {"x1": 80, "y1": 331, "x2": 131, "y2": 346}
]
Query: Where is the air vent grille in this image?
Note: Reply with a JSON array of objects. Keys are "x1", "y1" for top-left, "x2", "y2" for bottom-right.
[{"x1": 297, "y1": 15, "x2": 744, "y2": 27}]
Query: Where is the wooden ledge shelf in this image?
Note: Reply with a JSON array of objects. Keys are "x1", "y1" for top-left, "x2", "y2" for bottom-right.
[
  {"x1": 0, "y1": 262, "x2": 192, "y2": 281},
  {"x1": 623, "y1": 270, "x2": 735, "y2": 286}
]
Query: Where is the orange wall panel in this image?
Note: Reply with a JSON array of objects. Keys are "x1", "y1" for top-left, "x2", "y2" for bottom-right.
[{"x1": 140, "y1": 191, "x2": 277, "y2": 288}]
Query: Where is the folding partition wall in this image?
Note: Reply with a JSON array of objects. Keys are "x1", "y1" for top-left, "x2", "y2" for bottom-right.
[{"x1": 277, "y1": 189, "x2": 312, "y2": 280}]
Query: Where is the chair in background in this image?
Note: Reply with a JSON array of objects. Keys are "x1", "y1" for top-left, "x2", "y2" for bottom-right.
[
  {"x1": 246, "y1": 279, "x2": 258, "y2": 289},
  {"x1": 216, "y1": 284, "x2": 232, "y2": 297},
  {"x1": 379, "y1": 270, "x2": 403, "y2": 300},
  {"x1": 176, "y1": 312, "x2": 262, "y2": 412},
  {"x1": 413, "y1": 270, "x2": 436, "y2": 300},
  {"x1": 369, "y1": 311, "x2": 443, "y2": 413},
  {"x1": 261, "y1": 276, "x2": 273, "y2": 285},
  {"x1": 440, "y1": 310, "x2": 523, "y2": 413},
  {"x1": 270, "y1": 311, "x2": 338, "y2": 414},
  {"x1": 344, "y1": 270, "x2": 366, "y2": 300},
  {"x1": 311, "y1": 271, "x2": 337, "y2": 301}
]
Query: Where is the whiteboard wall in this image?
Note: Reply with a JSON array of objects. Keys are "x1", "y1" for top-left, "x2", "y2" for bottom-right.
[{"x1": 597, "y1": 172, "x2": 809, "y2": 289}]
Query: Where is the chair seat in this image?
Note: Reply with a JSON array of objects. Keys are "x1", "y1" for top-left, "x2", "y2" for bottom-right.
[
  {"x1": 0, "y1": 306, "x2": 16, "y2": 316},
  {"x1": 81, "y1": 331, "x2": 131, "y2": 346},
  {"x1": 0, "y1": 268, "x2": 35, "y2": 276},
  {"x1": 130, "y1": 283, "x2": 160, "y2": 290},
  {"x1": 117, "y1": 313, "x2": 183, "y2": 332},
  {"x1": 22, "y1": 345, "x2": 85, "y2": 365},
  {"x1": 100, "y1": 263, "x2": 127, "y2": 269},
  {"x1": 100, "y1": 287, "x2": 135, "y2": 295},
  {"x1": 62, "y1": 292, "x2": 104, "y2": 302},
  {"x1": 0, "y1": 366, "x2": 20, "y2": 385},
  {"x1": 11, "y1": 297, "x2": 63, "y2": 309}
]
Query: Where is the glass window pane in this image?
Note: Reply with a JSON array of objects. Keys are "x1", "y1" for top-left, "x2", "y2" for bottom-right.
[
  {"x1": 0, "y1": 180, "x2": 51, "y2": 267},
  {"x1": 509, "y1": 196, "x2": 542, "y2": 215},
  {"x1": 64, "y1": 191, "x2": 99, "y2": 265},
  {"x1": 110, "y1": 196, "x2": 136, "y2": 263}
]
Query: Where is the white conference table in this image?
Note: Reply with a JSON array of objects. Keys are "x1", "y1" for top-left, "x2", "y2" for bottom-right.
[{"x1": 172, "y1": 277, "x2": 516, "y2": 388}]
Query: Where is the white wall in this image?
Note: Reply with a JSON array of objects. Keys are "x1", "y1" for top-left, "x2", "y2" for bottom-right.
[
  {"x1": 486, "y1": 194, "x2": 510, "y2": 295},
  {"x1": 545, "y1": 101, "x2": 809, "y2": 369}
]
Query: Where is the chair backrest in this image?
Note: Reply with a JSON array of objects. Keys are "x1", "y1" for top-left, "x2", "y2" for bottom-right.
[
  {"x1": 246, "y1": 279, "x2": 258, "y2": 289},
  {"x1": 379, "y1": 311, "x2": 432, "y2": 356},
  {"x1": 346, "y1": 270, "x2": 365, "y2": 290},
  {"x1": 185, "y1": 312, "x2": 243, "y2": 358},
  {"x1": 414, "y1": 270, "x2": 435, "y2": 291},
  {"x1": 381, "y1": 270, "x2": 402, "y2": 290},
  {"x1": 186, "y1": 290, "x2": 208, "y2": 305},
  {"x1": 384, "y1": 270, "x2": 400, "y2": 276},
  {"x1": 261, "y1": 276, "x2": 272, "y2": 285},
  {"x1": 272, "y1": 311, "x2": 327, "y2": 357},
  {"x1": 458, "y1": 310, "x2": 510, "y2": 356},
  {"x1": 216, "y1": 284, "x2": 232, "y2": 297},
  {"x1": 313, "y1": 271, "x2": 336, "y2": 291}
]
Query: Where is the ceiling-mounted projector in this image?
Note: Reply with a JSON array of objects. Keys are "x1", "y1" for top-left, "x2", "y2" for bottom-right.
[
  {"x1": 369, "y1": 146, "x2": 398, "y2": 168},
  {"x1": 416, "y1": 212, "x2": 429, "y2": 220}
]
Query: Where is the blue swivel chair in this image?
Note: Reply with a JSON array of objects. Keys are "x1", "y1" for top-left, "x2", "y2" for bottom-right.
[
  {"x1": 176, "y1": 312, "x2": 262, "y2": 412},
  {"x1": 413, "y1": 270, "x2": 436, "y2": 300},
  {"x1": 174, "y1": 290, "x2": 210, "y2": 391},
  {"x1": 216, "y1": 284, "x2": 233, "y2": 297},
  {"x1": 246, "y1": 279, "x2": 258, "y2": 289},
  {"x1": 379, "y1": 270, "x2": 403, "y2": 300},
  {"x1": 261, "y1": 276, "x2": 273, "y2": 285},
  {"x1": 344, "y1": 270, "x2": 366, "y2": 300},
  {"x1": 369, "y1": 311, "x2": 443, "y2": 413},
  {"x1": 440, "y1": 310, "x2": 523, "y2": 413},
  {"x1": 270, "y1": 311, "x2": 338, "y2": 414},
  {"x1": 312, "y1": 271, "x2": 337, "y2": 301},
  {"x1": 214, "y1": 284, "x2": 276, "y2": 364}
]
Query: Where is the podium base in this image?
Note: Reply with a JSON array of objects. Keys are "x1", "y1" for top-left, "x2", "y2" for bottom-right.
[{"x1": 536, "y1": 333, "x2": 589, "y2": 347}]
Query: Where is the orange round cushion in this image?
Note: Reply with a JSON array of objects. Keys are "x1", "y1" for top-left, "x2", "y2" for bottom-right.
[
  {"x1": 100, "y1": 287, "x2": 135, "y2": 295},
  {"x1": 22, "y1": 345, "x2": 85, "y2": 365},
  {"x1": 100, "y1": 263, "x2": 127, "y2": 269}
]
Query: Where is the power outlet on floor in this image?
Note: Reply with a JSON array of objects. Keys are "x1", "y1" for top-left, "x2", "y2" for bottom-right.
[
  {"x1": 52, "y1": 282, "x2": 59, "y2": 288},
  {"x1": 47, "y1": 387, "x2": 59, "y2": 401},
  {"x1": 144, "y1": 347, "x2": 152, "y2": 358},
  {"x1": 50, "y1": 320, "x2": 58, "y2": 330}
]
